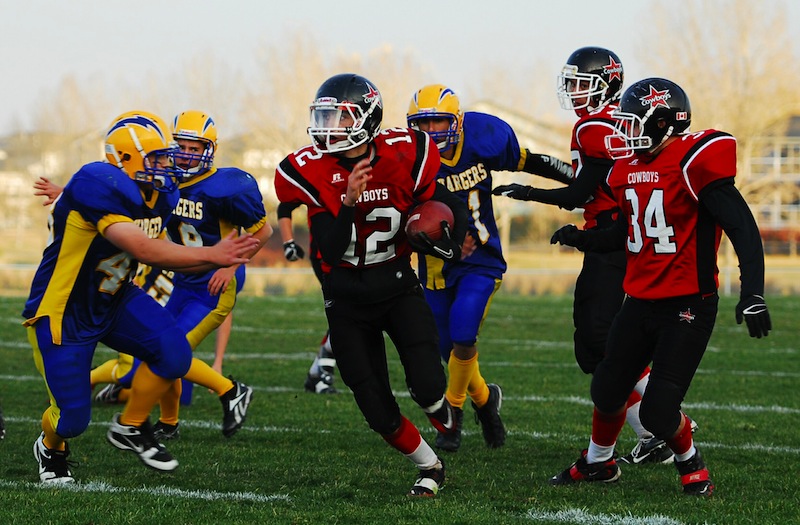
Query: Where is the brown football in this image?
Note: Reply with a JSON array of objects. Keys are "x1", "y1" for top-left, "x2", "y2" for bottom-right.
[{"x1": 405, "y1": 200, "x2": 454, "y2": 242}]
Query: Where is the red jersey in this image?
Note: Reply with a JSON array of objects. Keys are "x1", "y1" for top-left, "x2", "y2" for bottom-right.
[
  {"x1": 274, "y1": 128, "x2": 440, "y2": 273},
  {"x1": 572, "y1": 105, "x2": 619, "y2": 229},
  {"x1": 607, "y1": 130, "x2": 735, "y2": 300}
]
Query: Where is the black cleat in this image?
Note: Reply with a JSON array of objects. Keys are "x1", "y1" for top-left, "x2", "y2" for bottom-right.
[
  {"x1": 472, "y1": 384, "x2": 506, "y2": 448},
  {"x1": 676, "y1": 450, "x2": 714, "y2": 497},
  {"x1": 550, "y1": 449, "x2": 621, "y2": 485},
  {"x1": 304, "y1": 371, "x2": 337, "y2": 394},
  {"x1": 435, "y1": 406, "x2": 464, "y2": 452},
  {"x1": 34, "y1": 433, "x2": 75, "y2": 483},
  {"x1": 153, "y1": 421, "x2": 180, "y2": 442},
  {"x1": 620, "y1": 437, "x2": 675, "y2": 464},
  {"x1": 94, "y1": 383, "x2": 124, "y2": 404},
  {"x1": 220, "y1": 378, "x2": 253, "y2": 437},
  {"x1": 107, "y1": 414, "x2": 178, "y2": 471},
  {"x1": 408, "y1": 459, "x2": 445, "y2": 497}
]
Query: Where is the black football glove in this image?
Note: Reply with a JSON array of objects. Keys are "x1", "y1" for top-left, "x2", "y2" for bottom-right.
[
  {"x1": 492, "y1": 184, "x2": 533, "y2": 201},
  {"x1": 283, "y1": 240, "x2": 305, "y2": 261},
  {"x1": 735, "y1": 294, "x2": 771, "y2": 338},
  {"x1": 550, "y1": 224, "x2": 584, "y2": 247},
  {"x1": 416, "y1": 221, "x2": 461, "y2": 262}
]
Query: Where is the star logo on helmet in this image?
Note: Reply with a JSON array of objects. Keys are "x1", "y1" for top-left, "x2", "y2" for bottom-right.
[
  {"x1": 363, "y1": 85, "x2": 382, "y2": 108},
  {"x1": 640, "y1": 85, "x2": 672, "y2": 109},
  {"x1": 603, "y1": 56, "x2": 623, "y2": 82}
]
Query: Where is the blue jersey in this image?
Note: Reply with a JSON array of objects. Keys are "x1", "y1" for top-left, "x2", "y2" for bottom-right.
[
  {"x1": 23, "y1": 161, "x2": 179, "y2": 345},
  {"x1": 418, "y1": 111, "x2": 524, "y2": 289},
  {"x1": 167, "y1": 167, "x2": 266, "y2": 289}
]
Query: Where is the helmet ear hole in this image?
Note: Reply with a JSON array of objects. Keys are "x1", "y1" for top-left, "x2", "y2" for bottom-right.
[{"x1": 121, "y1": 153, "x2": 131, "y2": 161}]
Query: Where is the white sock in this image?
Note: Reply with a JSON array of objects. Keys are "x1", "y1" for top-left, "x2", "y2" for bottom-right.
[
  {"x1": 674, "y1": 444, "x2": 696, "y2": 463},
  {"x1": 626, "y1": 401, "x2": 654, "y2": 440},
  {"x1": 587, "y1": 439, "x2": 615, "y2": 464},
  {"x1": 404, "y1": 439, "x2": 439, "y2": 470}
]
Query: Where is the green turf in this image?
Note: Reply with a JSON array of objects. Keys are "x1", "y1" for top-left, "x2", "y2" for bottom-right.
[{"x1": 0, "y1": 293, "x2": 797, "y2": 525}]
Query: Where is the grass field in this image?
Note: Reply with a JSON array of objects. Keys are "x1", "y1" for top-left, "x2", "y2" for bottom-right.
[{"x1": 0, "y1": 293, "x2": 797, "y2": 525}]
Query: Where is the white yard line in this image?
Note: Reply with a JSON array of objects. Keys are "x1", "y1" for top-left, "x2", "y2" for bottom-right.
[
  {"x1": 0, "y1": 479, "x2": 289, "y2": 502},
  {"x1": 525, "y1": 507, "x2": 695, "y2": 525}
]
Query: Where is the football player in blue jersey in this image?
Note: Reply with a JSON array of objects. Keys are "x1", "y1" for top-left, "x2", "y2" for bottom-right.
[
  {"x1": 146, "y1": 109, "x2": 272, "y2": 440},
  {"x1": 406, "y1": 85, "x2": 572, "y2": 451},
  {"x1": 24, "y1": 111, "x2": 259, "y2": 483},
  {"x1": 35, "y1": 177, "x2": 163, "y2": 406},
  {"x1": 35, "y1": 129, "x2": 262, "y2": 432}
]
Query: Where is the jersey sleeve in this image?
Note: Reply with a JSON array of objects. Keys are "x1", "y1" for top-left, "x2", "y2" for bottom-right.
[
  {"x1": 477, "y1": 114, "x2": 523, "y2": 172},
  {"x1": 682, "y1": 131, "x2": 737, "y2": 199},
  {"x1": 68, "y1": 166, "x2": 136, "y2": 232},
  {"x1": 217, "y1": 169, "x2": 267, "y2": 230},
  {"x1": 575, "y1": 119, "x2": 616, "y2": 160},
  {"x1": 411, "y1": 130, "x2": 442, "y2": 201},
  {"x1": 274, "y1": 152, "x2": 323, "y2": 208}
]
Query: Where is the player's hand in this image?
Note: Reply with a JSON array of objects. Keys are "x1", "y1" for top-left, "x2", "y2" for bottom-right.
[
  {"x1": 461, "y1": 233, "x2": 477, "y2": 260},
  {"x1": 735, "y1": 294, "x2": 771, "y2": 338},
  {"x1": 492, "y1": 184, "x2": 533, "y2": 201},
  {"x1": 344, "y1": 159, "x2": 372, "y2": 207},
  {"x1": 283, "y1": 240, "x2": 305, "y2": 261},
  {"x1": 550, "y1": 224, "x2": 583, "y2": 247},
  {"x1": 34, "y1": 176, "x2": 64, "y2": 206},
  {"x1": 417, "y1": 221, "x2": 461, "y2": 262},
  {"x1": 208, "y1": 266, "x2": 236, "y2": 296},
  {"x1": 214, "y1": 231, "x2": 258, "y2": 266}
]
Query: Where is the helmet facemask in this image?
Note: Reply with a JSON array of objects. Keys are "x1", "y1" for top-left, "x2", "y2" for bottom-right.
[
  {"x1": 406, "y1": 84, "x2": 463, "y2": 151},
  {"x1": 407, "y1": 112, "x2": 460, "y2": 151},
  {"x1": 173, "y1": 138, "x2": 215, "y2": 179},
  {"x1": 138, "y1": 148, "x2": 182, "y2": 192},
  {"x1": 557, "y1": 66, "x2": 611, "y2": 112},
  {"x1": 104, "y1": 113, "x2": 182, "y2": 193},
  {"x1": 308, "y1": 99, "x2": 380, "y2": 154},
  {"x1": 605, "y1": 78, "x2": 692, "y2": 160},
  {"x1": 171, "y1": 111, "x2": 217, "y2": 179}
]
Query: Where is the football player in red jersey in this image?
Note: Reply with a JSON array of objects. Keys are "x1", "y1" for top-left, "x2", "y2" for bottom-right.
[
  {"x1": 493, "y1": 47, "x2": 684, "y2": 464},
  {"x1": 274, "y1": 73, "x2": 468, "y2": 497},
  {"x1": 548, "y1": 78, "x2": 771, "y2": 497},
  {"x1": 277, "y1": 202, "x2": 339, "y2": 394}
]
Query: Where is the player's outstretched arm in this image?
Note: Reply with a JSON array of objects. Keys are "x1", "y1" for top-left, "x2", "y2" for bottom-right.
[
  {"x1": 105, "y1": 223, "x2": 257, "y2": 272},
  {"x1": 521, "y1": 150, "x2": 574, "y2": 185}
]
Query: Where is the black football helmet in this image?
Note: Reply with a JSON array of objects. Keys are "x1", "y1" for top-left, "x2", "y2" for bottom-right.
[
  {"x1": 308, "y1": 73, "x2": 383, "y2": 153},
  {"x1": 605, "y1": 77, "x2": 692, "y2": 159},
  {"x1": 557, "y1": 46, "x2": 624, "y2": 115}
]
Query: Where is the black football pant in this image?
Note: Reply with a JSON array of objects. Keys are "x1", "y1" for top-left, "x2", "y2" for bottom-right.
[
  {"x1": 324, "y1": 285, "x2": 448, "y2": 435},
  {"x1": 572, "y1": 250, "x2": 627, "y2": 374},
  {"x1": 591, "y1": 293, "x2": 718, "y2": 440}
]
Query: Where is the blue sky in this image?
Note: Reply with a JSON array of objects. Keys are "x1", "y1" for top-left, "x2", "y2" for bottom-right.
[{"x1": 2, "y1": 0, "x2": 798, "y2": 135}]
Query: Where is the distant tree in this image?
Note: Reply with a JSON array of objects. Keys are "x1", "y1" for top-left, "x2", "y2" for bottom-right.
[
  {"x1": 240, "y1": 32, "x2": 433, "y2": 153},
  {"x1": 642, "y1": 0, "x2": 800, "y2": 186}
]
